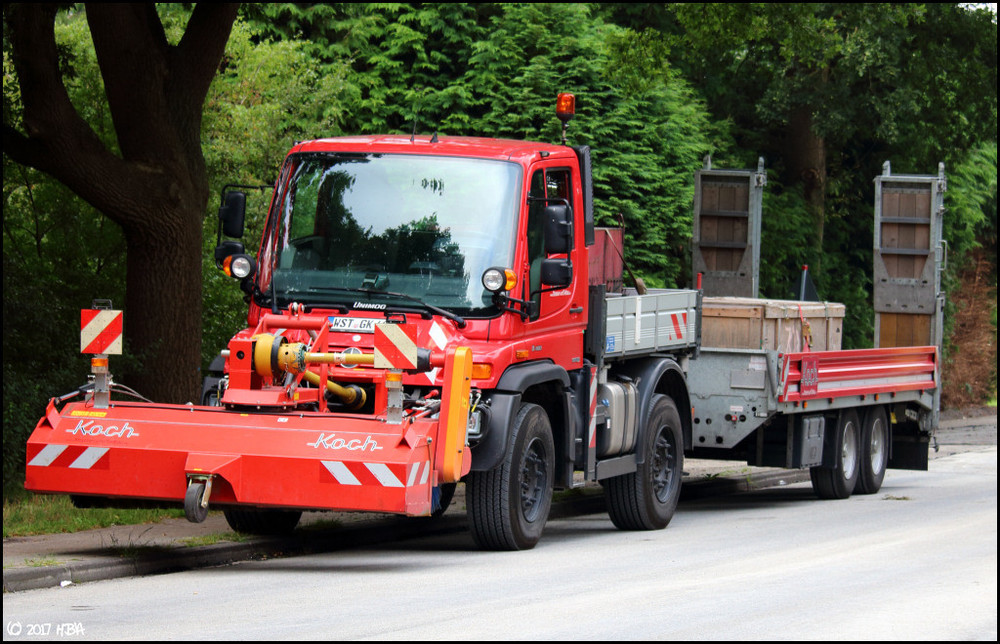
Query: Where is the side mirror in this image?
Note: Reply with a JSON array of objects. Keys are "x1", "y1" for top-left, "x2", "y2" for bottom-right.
[
  {"x1": 219, "y1": 191, "x2": 247, "y2": 239},
  {"x1": 543, "y1": 204, "x2": 573, "y2": 255},
  {"x1": 540, "y1": 258, "x2": 572, "y2": 288}
]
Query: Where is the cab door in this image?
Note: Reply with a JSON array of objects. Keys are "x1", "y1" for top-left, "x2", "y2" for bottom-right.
[{"x1": 518, "y1": 163, "x2": 586, "y2": 364}]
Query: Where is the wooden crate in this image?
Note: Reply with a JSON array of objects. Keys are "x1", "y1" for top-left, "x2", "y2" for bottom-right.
[{"x1": 702, "y1": 297, "x2": 845, "y2": 352}]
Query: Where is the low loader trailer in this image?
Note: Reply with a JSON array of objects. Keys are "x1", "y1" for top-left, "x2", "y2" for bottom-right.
[{"x1": 26, "y1": 95, "x2": 939, "y2": 550}]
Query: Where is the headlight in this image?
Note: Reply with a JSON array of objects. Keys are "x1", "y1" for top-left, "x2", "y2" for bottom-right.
[
  {"x1": 224, "y1": 254, "x2": 256, "y2": 279},
  {"x1": 482, "y1": 267, "x2": 517, "y2": 293},
  {"x1": 231, "y1": 255, "x2": 255, "y2": 279}
]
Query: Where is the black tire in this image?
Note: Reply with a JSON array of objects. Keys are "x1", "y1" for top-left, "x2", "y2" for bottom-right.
[
  {"x1": 856, "y1": 406, "x2": 888, "y2": 494},
  {"x1": 810, "y1": 408, "x2": 861, "y2": 499},
  {"x1": 605, "y1": 394, "x2": 684, "y2": 531},
  {"x1": 467, "y1": 403, "x2": 554, "y2": 551},
  {"x1": 223, "y1": 507, "x2": 302, "y2": 535},
  {"x1": 184, "y1": 482, "x2": 209, "y2": 523},
  {"x1": 431, "y1": 482, "x2": 457, "y2": 517}
]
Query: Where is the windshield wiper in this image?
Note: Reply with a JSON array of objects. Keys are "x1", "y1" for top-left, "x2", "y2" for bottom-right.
[{"x1": 309, "y1": 287, "x2": 467, "y2": 329}]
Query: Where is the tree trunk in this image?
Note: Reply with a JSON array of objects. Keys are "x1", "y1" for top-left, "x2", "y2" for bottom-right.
[
  {"x1": 786, "y1": 105, "x2": 827, "y2": 266},
  {"x1": 121, "y1": 205, "x2": 205, "y2": 403}
]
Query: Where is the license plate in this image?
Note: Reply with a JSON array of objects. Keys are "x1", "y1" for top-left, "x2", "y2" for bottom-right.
[{"x1": 328, "y1": 317, "x2": 377, "y2": 334}]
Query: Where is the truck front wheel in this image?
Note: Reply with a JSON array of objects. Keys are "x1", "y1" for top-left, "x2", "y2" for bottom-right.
[
  {"x1": 467, "y1": 402, "x2": 554, "y2": 550},
  {"x1": 606, "y1": 394, "x2": 683, "y2": 530}
]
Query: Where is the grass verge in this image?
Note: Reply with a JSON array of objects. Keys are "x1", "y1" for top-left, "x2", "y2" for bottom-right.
[
  {"x1": 181, "y1": 532, "x2": 250, "y2": 547},
  {"x1": 3, "y1": 492, "x2": 184, "y2": 538}
]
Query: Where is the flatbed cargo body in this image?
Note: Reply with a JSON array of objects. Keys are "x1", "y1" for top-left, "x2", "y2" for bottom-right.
[{"x1": 687, "y1": 346, "x2": 936, "y2": 458}]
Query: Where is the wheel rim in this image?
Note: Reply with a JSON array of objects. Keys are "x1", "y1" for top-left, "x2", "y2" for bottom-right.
[
  {"x1": 520, "y1": 436, "x2": 548, "y2": 522},
  {"x1": 869, "y1": 418, "x2": 886, "y2": 473},
  {"x1": 842, "y1": 421, "x2": 858, "y2": 480},
  {"x1": 650, "y1": 426, "x2": 676, "y2": 503}
]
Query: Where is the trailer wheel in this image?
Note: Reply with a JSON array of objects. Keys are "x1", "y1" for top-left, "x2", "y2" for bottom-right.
[
  {"x1": 810, "y1": 408, "x2": 860, "y2": 499},
  {"x1": 606, "y1": 394, "x2": 684, "y2": 531},
  {"x1": 223, "y1": 508, "x2": 302, "y2": 535},
  {"x1": 467, "y1": 403, "x2": 554, "y2": 550},
  {"x1": 856, "y1": 406, "x2": 888, "y2": 494},
  {"x1": 184, "y1": 482, "x2": 209, "y2": 524}
]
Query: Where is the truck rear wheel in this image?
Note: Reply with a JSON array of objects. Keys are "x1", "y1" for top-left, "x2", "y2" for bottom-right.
[
  {"x1": 605, "y1": 394, "x2": 683, "y2": 531},
  {"x1": 223, "y1": 507, "x2": 302, "y2": 535},
  {"x1": 856, "y1": 406, "x2": 888, "y2": 494},
  {"x1": 467, "y1": 402, "x2": 554, "y2": 550},
  {"x1": 810, "y1": 408, "x2": 860, "y2": 499}
]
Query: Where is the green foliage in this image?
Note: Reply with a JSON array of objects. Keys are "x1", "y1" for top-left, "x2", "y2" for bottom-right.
[
  {"x1": 758, "y1": 177, "x2": 814, "y2": 300},
  {"x1": 203, "y1": 19, "x2": 349, "y2": 180},
  {"x1": 298, "y1": 3, "x2": 716, "y2": 286},
  {"x1": 946, "y1": 142, "x2": 998, "y2": 273},
  {"x1": 940, "y1": 142, "x2": 998, "y2": 362}
]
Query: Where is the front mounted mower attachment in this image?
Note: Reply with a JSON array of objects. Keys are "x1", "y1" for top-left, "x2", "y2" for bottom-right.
[{"x1": 26, "y1": 309, "x2": 474, "y2": 522}]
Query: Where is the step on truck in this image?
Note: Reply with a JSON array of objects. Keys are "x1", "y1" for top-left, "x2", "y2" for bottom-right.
[{"x1": 26, "y1": 95, "x2": 940, "y2": 550}]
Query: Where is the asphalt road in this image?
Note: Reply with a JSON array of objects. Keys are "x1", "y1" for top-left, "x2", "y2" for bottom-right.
[{"x1": 3, "y1": 445, "x2": 995, "y2": 640}]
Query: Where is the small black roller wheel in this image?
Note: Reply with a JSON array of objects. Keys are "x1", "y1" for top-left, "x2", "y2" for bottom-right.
[{"x1": 184, "y1": 482, "x2": 209, "y2": 523}]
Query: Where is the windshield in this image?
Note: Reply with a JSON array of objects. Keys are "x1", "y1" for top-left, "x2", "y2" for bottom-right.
[{"x1": 257, "y1": 152, "x2": 522, "y2": 316}]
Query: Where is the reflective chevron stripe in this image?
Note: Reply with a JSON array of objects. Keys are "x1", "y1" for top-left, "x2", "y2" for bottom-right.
[
  {"x1": 322, "y1": 460, "x2": 429, "y2": 487},
  {"x1": 28, "y1": 445, "x2": 109, "y2": 469}
]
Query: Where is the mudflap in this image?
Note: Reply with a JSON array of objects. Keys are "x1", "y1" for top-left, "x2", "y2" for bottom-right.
[
  {"x1": 889, "y1": 430, "x2": 931, "y2": 471},
  {"x1": 25, "y1": 399, "x2": 438, "y2": 516}
]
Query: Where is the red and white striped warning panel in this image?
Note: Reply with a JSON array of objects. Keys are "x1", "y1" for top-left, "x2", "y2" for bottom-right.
[
  {"x1": 81, "y1": 309, "x2": 123, "y2": 355},
  {"x1": 321, "y1": 460, "x2": 430, "y2": 487},
  {"x1": 423, "y1": 320, "x2": 448, "y2": 383},
  {"x1": 27, "y1": 444, "x2": 110, "y2": 470},
  {"x1": 374, "y1": 323, "x2": 418, "y2": 370}
]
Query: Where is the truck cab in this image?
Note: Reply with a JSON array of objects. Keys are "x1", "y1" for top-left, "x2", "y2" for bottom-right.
[
  {"x1": 210, "y1": 130, "x2": 694, "y2": 550},
  {"x1": 244, "y1": 135, "x2": 591, "y2": 378}
]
